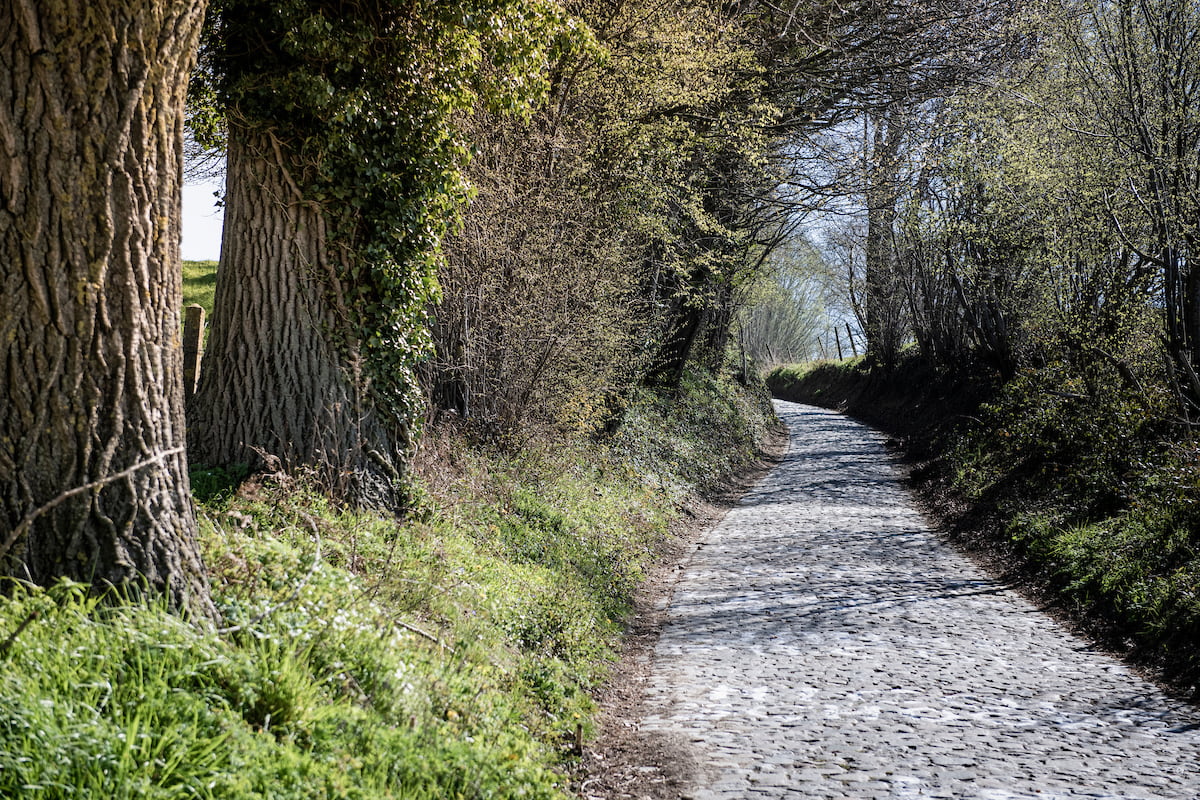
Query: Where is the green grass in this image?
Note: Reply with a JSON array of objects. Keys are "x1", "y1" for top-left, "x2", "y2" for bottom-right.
[
  {"x1": 183, "y1": 260, "x2": 218, "y2": 317},
  {"x1": 0, "y1": 371, "x2": 775, "y2": 798}
]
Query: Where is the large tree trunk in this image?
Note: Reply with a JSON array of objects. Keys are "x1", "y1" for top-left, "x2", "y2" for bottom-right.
[
  {"x1": 0, "y1": 0, "x2": 213, "y2": 617},
  {"x1": 863, "y1": 114, "x2": 905, "y2": 369},
  {"x1": 189, "y1": 124, "x2": 399, "y2": 506}
]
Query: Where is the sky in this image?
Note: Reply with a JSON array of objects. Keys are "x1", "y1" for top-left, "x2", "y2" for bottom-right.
[{"x1": 181, "y1": 176, "x2": 225, "y2": 261}]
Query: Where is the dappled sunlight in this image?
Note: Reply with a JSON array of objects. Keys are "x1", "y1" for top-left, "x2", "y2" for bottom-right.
[{"x1": 637, "y1": 402, "x2": 1200, "y2": 798}]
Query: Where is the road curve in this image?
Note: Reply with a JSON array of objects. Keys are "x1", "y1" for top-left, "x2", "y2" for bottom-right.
[{"x1": 637, "y1": 401, "x2": 1200, "y2": 799}]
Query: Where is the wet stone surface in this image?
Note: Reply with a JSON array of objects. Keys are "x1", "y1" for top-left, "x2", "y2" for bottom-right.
[{"x1": 637, "y1": 401, "x2": 1200, "y2": 799}]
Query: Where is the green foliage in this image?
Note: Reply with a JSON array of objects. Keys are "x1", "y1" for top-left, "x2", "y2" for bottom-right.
[
  {"x1": 1, "y1": 375, "x2": 776, "y2": 796},
  {"x1": 875, "y1": 4, "x2": 1163, "y2": 377},
  {"x1": 609, "y1": 370, "x2": 778, "y2": 497},
  {"x1": 949, "y1": 366, "x2": 1155, "y2": 513},
  {"x1": 765, "y1": 357, "x2": 868, "y2": 408},
  {"x1": 1042, "y1": 505, "x2": 1200, "y2": 632},
  {"x1": 429, "y1": 0, "x2": 794, "y2": 424},
  {"x1": 193, "y1": 0, "x2": 585, "y2": 443},
  {"x1": 737, "y1": 238, "x2": 833, "y2": 371}
]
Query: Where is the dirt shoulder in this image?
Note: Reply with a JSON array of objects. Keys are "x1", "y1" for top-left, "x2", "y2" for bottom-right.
[{"x1": 572, "y1": 422, "x2": 789, "y2": 800}]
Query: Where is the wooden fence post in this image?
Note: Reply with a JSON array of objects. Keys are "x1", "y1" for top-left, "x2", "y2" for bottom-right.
[{"x1": 183, "y1": 304, "x2": 205, "y2": 400}]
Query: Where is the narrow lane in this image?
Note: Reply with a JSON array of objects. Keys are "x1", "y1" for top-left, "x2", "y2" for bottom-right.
[{"x1": 637, "y1": 401, "x2": 1200, "y2": 800}]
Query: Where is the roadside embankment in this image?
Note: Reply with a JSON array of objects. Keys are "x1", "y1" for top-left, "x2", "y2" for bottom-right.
[{"x1": 0, "y1": 371, "x2": 779, "y2": 799}]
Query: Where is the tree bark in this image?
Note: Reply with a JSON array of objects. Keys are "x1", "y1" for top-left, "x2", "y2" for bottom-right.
[
  {"x1": 0, "y1": 0, "x2": 214, "y2": 617},
  {"x1": 188, "y1": 124, "x2": 400, "y2": 507}
]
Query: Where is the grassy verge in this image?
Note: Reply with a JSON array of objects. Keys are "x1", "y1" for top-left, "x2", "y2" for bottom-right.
[
  {"x1": 183, "y1": 260, "x2": 219, "y2": 316},
  {"x1": 0, "y1": 371, "x2": 776, "y2": 798},
  {"x1": 769, "y1": 353, "x2": 1200, "y2": 693}
]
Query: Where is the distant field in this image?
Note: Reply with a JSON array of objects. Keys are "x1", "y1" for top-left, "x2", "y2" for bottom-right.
[{"x1": 183, "y1": 260, "x2": 218, "y2": 317}]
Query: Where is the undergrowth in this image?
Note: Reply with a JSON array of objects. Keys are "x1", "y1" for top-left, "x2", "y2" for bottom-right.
[
  {"x1": 765, "y1": 357, "x2": 868, "y2": 410},
  {"x1": 0, "y1": 371, "x2": 774, "y2": 798}
]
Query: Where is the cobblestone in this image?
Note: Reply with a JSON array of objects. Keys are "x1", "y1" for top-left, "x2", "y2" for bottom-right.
[{"x1": 637, "y1": 401, "x2": 1200, "y2": 799}]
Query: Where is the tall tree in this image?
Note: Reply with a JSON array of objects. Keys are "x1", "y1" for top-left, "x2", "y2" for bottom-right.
[
  {"x1": 0, "y1": 0, "x2": 213, "y2": 616},
  {"x1": 862, "y1": 110, "x2": 908, "y2": 367},
  {"x1": 190, "y1": 119, "x2": 402, "y2": 503},
  {"x1": 1068, "y1": 0, "x2": 1200, "y2": 410},
  {"x1": 189, "y1": 0, "x2": 571, "y2": 504}
]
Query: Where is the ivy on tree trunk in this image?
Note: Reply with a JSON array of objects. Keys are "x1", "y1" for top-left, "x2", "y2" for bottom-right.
[{"x1": 189, "y1": 123, "x2": 401, "y2": 506}]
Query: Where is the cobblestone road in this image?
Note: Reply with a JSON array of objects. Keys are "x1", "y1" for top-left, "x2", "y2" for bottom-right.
[{"x1": 637, "y1": 401, "x2": 1200, "y2": 799}]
